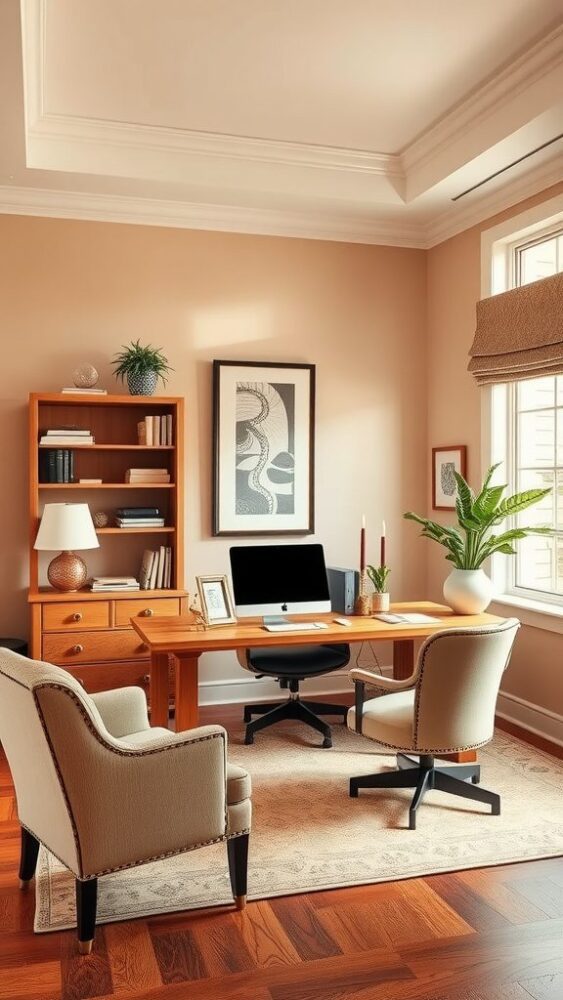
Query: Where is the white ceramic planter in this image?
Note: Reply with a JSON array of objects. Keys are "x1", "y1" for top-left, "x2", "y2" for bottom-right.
[
  {"x1": 443, "y1": 569, "x2": 493, "y2": 614},
  {"x1": 371, "y1": 592, "x2": 390, "y2": 612}
]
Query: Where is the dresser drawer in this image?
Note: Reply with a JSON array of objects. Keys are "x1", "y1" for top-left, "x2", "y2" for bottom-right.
[
  {"x1": 43, "y1": 629, "x2": 148, "y2": 665},
  {"x1": 43, "y1": 601, "x2": 111, "y2": 632},
  {"x1": 114, "y1": 597, "x2": 181, "y2": 627}
]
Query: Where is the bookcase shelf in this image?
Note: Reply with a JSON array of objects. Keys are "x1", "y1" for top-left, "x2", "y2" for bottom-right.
[
  {"x1": 29, "y1": 392, "x2": 187, "y2": 690},
  {"x1": 39, "y1": 483, "x2": 177, "y2": 489}
]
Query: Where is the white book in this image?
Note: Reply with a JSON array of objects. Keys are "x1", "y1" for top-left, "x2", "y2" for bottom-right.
[
  {"x1": 61, "y1": 387, "x2": 107, "y2": 394},
  {"x1": 145, "y1": 415, "x2": 154, "y2": 447},
  {"x1": 139, "y1": 550, "x2": 155, "y2": 589},
  {"x1": 156, "y1": 545, "x2": 166, "y2": 588},
  {"x1": 163, "y1": 547, "x2": 170, "y2": 588},
  {"x1": 160, "y1": 415, "x2": 166, "y2": 446},
  {"x1": 153, "y1": 417, "x2": 160, "y2": 447},
  {"x1": 166, "y1": 547, "x2": 172, "y2": 587},
  {"x1": 93, "y1": 576, "x2": 137, "y2": 585},
  {"x1": 148, "y1": 550, "x2": 159, "y2": 590},
  {"x1": 166, "y1": 414, "x2": 173, "y2": 447},
  {"x1": 127, "y1": 468, "x2": 169, "y2": 474},
  {"x1": 40, "y1": 436, "x2": 94, "y2": 445},
  {"x1": 46, "y1": 429, "x2": 91, "y2": 436}
]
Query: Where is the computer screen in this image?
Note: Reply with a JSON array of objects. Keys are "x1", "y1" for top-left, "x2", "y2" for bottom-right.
[{"x1": 229, "y1": 543, "x2": 331, "y2": 617}]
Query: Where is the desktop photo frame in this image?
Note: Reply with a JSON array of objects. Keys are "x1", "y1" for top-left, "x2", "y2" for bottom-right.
[
  {"x1": 213, "y1": 360, "x2": 315, "y2": 536},
  {"x1": 196, "y1": 574, "x2": 237, "y2": 626},
  {"x1": 432, "y1": 445, "x2": 467, "y2": 510}
]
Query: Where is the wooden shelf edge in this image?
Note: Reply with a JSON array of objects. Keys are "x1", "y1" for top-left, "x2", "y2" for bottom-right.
[
  {"x1": 38, "y1": 483, "x2": 176, "y2": 489},
  {"x1": 28, "y1": 588, "x2": 188, "y2": 603},
  {"x1": 95, "y1": 527, "x2": 176, "y2": 534},
  {"x1": 38, "y1": 444, "x2": 175, "y2": 450}
]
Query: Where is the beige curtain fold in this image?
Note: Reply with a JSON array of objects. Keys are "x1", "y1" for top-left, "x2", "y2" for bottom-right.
[{"x1": 469, "y1": 271, "x2": 563, "y2": 384}]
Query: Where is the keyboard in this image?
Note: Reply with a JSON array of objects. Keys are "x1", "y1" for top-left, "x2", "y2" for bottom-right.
[{"x1": 263, "y1": 622, "x2": 329, "y2": 633}]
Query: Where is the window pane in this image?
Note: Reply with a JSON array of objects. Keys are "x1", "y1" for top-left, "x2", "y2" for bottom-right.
[
  {"x1": 516, "y1": 534, "x2": 554, "y2": 593},
  {"x1": 556, "y1": 473, "x2": 563, "y2": 530},
  {"x1": 517, "y1": 469, "x2": 554, "y2": 528},
  {"x1": 518, "y1": 410, "x2": 554, "y2": 467},
  {"x1": 517, "y1": 376, "x2": 555, "y2": 411},
  {"x1": 518, "y1": 238, "x2": 557, "y2": 285},
  {"x1": 557, "y1": 376, "x2": 563, "y2": 406},
  {"x1": 557, "y1": 538, "x2": 563, "y2": 594}
]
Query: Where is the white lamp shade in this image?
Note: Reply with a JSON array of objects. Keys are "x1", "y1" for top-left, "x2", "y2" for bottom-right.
[{"x1": 34, "y1": 503, "x2": 100, "y2": 552}]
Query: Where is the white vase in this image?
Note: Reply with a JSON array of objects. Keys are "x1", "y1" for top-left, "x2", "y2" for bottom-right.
[{"x1": 443, "y1": 569, "x2": 493, "y2": 614}]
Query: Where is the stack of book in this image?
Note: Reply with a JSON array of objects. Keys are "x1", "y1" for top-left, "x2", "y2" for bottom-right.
[
  {"x1": 125, "y1": 468, "x2": 171, "y2": 484},
  {"x1": 115, "y1": 506, "x2": 165, "y2": 528},
  {"x1": 61, "y1": 387, "x2": 107, "y2": 395},
  {"x1": 137, "y1": 415, "x2": 173, "y2": 446},
  {"x1": 39, "y1": 427, "x2": 94, "y2": 445},
  {"x1": 90, "y1": 576, "x2": 140, "y2": 592},
  {"x1": 139, "y1": 547, "x2": 173, "y2": 589},
  {"x1": 40, "y1": 449, "x2": 75, "y2": 483}
]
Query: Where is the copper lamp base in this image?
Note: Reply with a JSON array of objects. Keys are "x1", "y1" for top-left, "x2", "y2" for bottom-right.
[{"x1": 47, "y1": 551, "x2": 88, "y2": 592}]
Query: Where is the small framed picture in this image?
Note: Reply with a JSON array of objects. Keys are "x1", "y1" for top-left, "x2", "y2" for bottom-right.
[
  {"x1": 432, "y1": 446, "x2": 467, "y2": 510},
  {"x1": 196, "y1": 574, "x2": 237, "y2": 626}
]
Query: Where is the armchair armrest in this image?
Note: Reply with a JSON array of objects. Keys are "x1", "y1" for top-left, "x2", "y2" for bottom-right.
[
  {"x1": 349, "y1": 669, "x2": 418, "y2": 736},
  {"x1": 90, "y1": 686, "x2": 150, "y2": 738}
]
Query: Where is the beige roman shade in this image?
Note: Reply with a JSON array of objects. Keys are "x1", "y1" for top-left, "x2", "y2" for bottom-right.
[{"x1": 468, "y1": 271, "x2": 563, "y2": 384}]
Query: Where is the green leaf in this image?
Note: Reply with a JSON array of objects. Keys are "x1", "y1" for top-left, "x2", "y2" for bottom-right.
[
  {"x1": 495, "y1": 489, "x2": 551, "y2": 520},
  {"x1": 473, "y1": 484, "x2": 506, "y2": 520},
  {"x1": 454, "y1": 471, "x2": 474, "y2": 520}
]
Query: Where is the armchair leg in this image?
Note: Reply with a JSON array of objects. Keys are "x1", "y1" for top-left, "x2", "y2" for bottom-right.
[
  {"x1": 227, "y1": 833, "x2": 249, "y2": 910},
  {"x1": 76, "y1": 878, "x2": 98, "y2": 954},
  {"x1": 19, "y1": 827, "x2": 40, "y2": 888}
]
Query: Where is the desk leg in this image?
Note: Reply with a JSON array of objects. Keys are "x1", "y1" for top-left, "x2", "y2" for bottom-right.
[
  {"x1": 174, "y1": 654, "x2": 200, "y2": 732},
  {"x1": 150, "y1": 652, "x2": 170, "y2": 729},
  {"x1": 393, "y1": 640, "x2": 414, "y2": 680}
]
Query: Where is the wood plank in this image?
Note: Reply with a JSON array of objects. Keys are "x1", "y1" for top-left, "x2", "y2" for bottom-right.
[
  {"x1": 0, "y1": 960, "x2": 61, "y2": 1000},
  {"x1": 458, "y1": 869, "x2": 550, "y2": 925},
  {"x1": 269, "y1": 895, "x2": 343, "y2": 962},
  {"x1": 230, "y1": 901, "x2": 301, "y2": 969},
  {"x1": 424, "y1": 873, "x2": 511, "y2": 932},
  {"x1": 518, "y1": 972, "x2": 563, "y2": 999},
  {"x1": 151, "y1": 928, "x2": 209, "y2": 985},
  {"x1": 173, "y1": 653, "x2": 200, "y2": 732},
  {"x1": 60, "y1": 927, "x2": 113, "y2": 1000},
  {"x1": 190, "y1": 914, "x2": 255, "y2": 978},
  {"x1": 104, "y1": 921, "x2": 162, "y2": 994}
]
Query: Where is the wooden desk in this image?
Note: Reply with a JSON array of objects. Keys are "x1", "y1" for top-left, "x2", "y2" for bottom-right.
[{"x1": 132, "y1": 602, "x2": 505, "y2": 740}]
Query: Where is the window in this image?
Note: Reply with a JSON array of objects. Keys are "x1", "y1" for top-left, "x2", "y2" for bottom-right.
[{"x1": 490, "y1": 226, "x2": 563, "y2": 605}]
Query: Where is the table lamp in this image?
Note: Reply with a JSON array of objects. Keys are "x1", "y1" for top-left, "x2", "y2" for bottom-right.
[{"x1": 34, "y1": 503, "x2": 99, "y2": 592}]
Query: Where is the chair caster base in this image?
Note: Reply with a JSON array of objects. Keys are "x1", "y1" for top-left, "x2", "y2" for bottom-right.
[
  {"x1": 349, "y1": 781, "x2": 359, "y2": 798},
  {"x1": 78, "y1": 939, "x2": 93, "y2": 956},
  {"x1": 322, "y1": 738, "x2": 332, "y2": 749},
  {"x1": 244, "y1": 733, "x2": 254, "y2": 745},
  {"x1": 408, "y1": 813, "x2": 417, "y2": 831},
  {"x1": 235, "y1": 894, "x2": 247, "y2": 911}
]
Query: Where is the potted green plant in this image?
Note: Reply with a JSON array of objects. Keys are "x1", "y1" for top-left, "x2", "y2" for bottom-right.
[
  {"x1": 367, "y1": 564, "x2": 390, "y2": 611},
  {"x1": 404, "y1": 463, "x2": 552, "y2": 613},
  {"x1": 111, "y1": 340, "x2": 173, "y2": 396}
]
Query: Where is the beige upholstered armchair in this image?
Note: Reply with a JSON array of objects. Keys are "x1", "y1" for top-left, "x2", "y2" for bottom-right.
[
  {"x1": 0, "y1": 650, "x2": 251, "y2": 954},
  {"x1": 347, "y1": 619, "x2": 519, "y2": 829}
]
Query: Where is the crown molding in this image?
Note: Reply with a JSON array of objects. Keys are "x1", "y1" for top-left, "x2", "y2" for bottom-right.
[
  {"x1": 402, "y1": 22, "x2": 563, "y2": 177},
  {"x1": 425, "y1": 151, "x2": 563, "y2": 248},
  {"x1": 0, "y1": 184, "x2": 427, "y2": 247}
]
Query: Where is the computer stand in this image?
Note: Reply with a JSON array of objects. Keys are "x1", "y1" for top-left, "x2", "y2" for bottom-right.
[{"x1": 262, "y1": 615, "x2": 290, "y2": 627}]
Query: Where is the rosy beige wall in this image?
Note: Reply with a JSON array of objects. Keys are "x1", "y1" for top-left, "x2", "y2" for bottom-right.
[
  {"x1": 426, "y1": 181, "x2": 563, "y2": 715},
  {"x1": 0, "y1": 214, "x2": 427, "y2": 686}
]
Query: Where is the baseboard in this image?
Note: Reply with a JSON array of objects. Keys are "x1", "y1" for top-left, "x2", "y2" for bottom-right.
[
  {"x1": 496, "y1": 690, "x2": 563, "y2": 749},
  {"x1": 198, "y1": 662, "x2": 394, "y2": 707}
]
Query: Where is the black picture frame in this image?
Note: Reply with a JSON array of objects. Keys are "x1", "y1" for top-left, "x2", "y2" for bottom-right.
[{"x1": 212, "y1": 360, "x2": 315, "y2": 536}]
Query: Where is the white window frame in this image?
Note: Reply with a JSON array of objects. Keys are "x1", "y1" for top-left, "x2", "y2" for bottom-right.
[{"x1": 481, "y1": 193, "x2": 563, "y2": 633}]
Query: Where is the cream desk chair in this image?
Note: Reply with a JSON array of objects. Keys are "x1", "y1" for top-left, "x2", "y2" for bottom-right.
[
  {"x1": 0, "y1": 649, "x2": 251, "y2": 954},
  {"x1": 347, "y1": 619, "x2": 519, "y2": 829}
]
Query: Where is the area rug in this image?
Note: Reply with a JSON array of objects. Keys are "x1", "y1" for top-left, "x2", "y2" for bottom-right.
[{"x1": 35, "y1": 722, "x2": 563, "y2": 931}]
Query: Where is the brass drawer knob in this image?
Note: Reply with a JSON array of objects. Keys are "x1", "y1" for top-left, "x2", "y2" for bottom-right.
[
  {"x1": 142, "y1": 608, "x2": 154, "y2": 617},
  {"x1": 72, "y1": 644, "x2": 84, "y2": 654},
  {"x1": 72, "y1": 612, "x2": 82, "y2": 622}
]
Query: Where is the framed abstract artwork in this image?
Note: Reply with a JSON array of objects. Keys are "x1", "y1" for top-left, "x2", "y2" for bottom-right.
[
  {"x1": 432, "y1": 445, "x2": 467, "y2": 510},
  {"x1": 196, "y1": 574, "x2": 236, "y2": 625},
  {"x1": 213, "y1": 360, "x2": 315, "y2": 536}
]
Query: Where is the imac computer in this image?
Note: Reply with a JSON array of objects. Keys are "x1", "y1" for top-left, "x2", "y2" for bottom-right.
[{"x1": 229, "y1": 543, "x2": 331, "y2": 630}]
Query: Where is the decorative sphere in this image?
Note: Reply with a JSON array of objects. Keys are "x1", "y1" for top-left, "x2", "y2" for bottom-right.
[
  {"x1": 73, "y1": 363, "x2": 99, "y2": 388},
  {"x1": 93, "y1": 511, "x2": 109, "y2": 528}
]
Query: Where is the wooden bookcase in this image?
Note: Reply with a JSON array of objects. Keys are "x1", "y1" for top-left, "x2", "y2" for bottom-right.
[{"x1": 28, "y1": 392, "x2": 187, "y2": 692}]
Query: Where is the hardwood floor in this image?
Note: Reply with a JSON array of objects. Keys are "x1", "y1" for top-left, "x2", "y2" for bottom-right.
[{"x1": 1, "y1": 701, "x2": 562, "y2": 1000}]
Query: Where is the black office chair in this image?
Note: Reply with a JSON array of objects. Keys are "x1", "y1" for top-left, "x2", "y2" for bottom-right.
[{"x1": 237, "y1": 644, "x2": 351, "y2": 748}]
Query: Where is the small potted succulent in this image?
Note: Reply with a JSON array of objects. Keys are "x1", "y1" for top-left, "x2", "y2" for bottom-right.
[
  {"x1": 112, "y1": 340, "x2": 173, "y2": 396},
  {"x1": 404, "y1": 463, "x2": 551, "y2": 614},
  {"x1": 367, "y1": 564, "x2": 390, "y2": 612}
]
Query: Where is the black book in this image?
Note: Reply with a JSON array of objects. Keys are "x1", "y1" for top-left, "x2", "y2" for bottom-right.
[
  {"x1": 48, "y1": 450, "x2": 56, "y2": 483},
  {"x1": 55, "y1": 449, "x2": 64, "y2": 483},
  {"x1": 69, "y1": 451, "x2": 75, "y2": 483},
  {"x1": 116, "y1": 507, "x2": 161, "y2": 518},
  {"x1": 63, "y1": 450, "x2": 70, "y2": 483}
]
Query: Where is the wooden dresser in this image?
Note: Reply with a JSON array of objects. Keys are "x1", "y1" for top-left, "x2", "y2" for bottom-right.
[{"x1": 28, "y1": 392, "x2": 187, "y2": 693}]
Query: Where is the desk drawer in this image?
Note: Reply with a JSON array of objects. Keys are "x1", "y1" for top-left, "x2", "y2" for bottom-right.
[
  {"x1": 114, "y1": 597, "x2": 181, "y2": 626},
  {"x1": 43, "y1": 601, "x2": 110, "y2": 631},
  {"x1": 43, "y1": 629, "x2": 148, "y2": 665}
]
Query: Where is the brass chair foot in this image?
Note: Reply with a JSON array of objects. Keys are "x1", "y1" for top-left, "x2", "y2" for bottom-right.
[
  {"x1": 235, "y1": 894, "x2": 247, "y2": 911},
  {"x1": 19, "y1": 878, "x2": 32, "y2": 890},
  {"x1": 78, "y1": 939, "x2": 93, "y2": 955}
]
